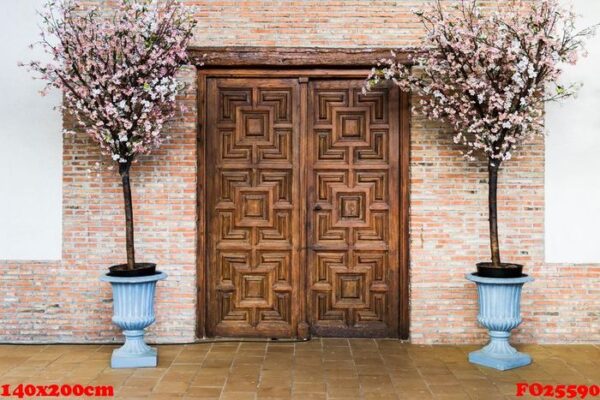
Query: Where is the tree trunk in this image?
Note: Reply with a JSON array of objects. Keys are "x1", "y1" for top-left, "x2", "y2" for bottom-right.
[
  {"x1": 119, "y1": 163, "x2": 135, "y2": 270},
  {"x1": 488, "y1": 160, "x2": 501, "y2": 267}
]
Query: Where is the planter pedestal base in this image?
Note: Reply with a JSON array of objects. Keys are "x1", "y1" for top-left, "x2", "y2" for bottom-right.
[
  {"x1": 112, "y1": 348, "x2": 157, "y2": 368},
  {"x1": 111, "y1": 329, "x2": 158, "y2": 368},
  {"x1": 468, "y1": 331, "x2": 531, "y2": 370}
]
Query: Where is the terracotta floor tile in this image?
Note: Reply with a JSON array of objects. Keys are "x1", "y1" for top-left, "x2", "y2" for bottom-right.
[
  {"x1": 184, "y1": 386, "x2": 223, "y2": 398},
  {"x1": 202, "y1": 359, "x2": 234, "y2": 368},
  {"x1": 0, "y1": 341, "x2": 596, "y2": 400},
  {"x1": 260, "y1": 378, "x2": 292, "y2": 388},
  {"x1": 19, "y1": 358, "x2": 53, "y2": 368},
  {"x1": 125, "y1": 377, "x2": 159, "y2": 388},
  {"x1": 2, "y1": 366, "x2": 44, "y2": 378},
  {"x1": 233, "y1": 356, "x2": 264, "y2": 365},
  {"x1": 132, "y1": 367, "x2": 168, "y2": 379},
  {"x1": 293, "y1": 374, "x2": 325, "y2": 384},
  {"x1": 327, "y1": 373, "x2": 361, "y2": 382},
  {"x1": 294, "y1": 359, "x2": 323, "y2": 368},
  {"x1": 328, "y1": 387, "x2": 363, "y2": 397},
  {"x1": 230, "y1": 367, "x2": 261, "y2": 377},
  {"x1": 261, "y1": 369, "x2": 293, "y2": 377},
  {"x1": 292, "y1": 393, "x2": 326, "y2": 400},
  {"x1": 257, "y1": 386, "x2": 291, "y2": 396},
  {"x1": 292, "y1": 382, "x2": 326, "y2": 394},
  {"x1": 359, "y1": 374, "x2": 393, "y2": 384},
  {"x1": 468, "y1": 391, "x2": 506, "y2": 400},
  {"x1": 118, "y1": 385, "x2": 154, "y2": 396},
  {"x1": 190, "y1": 379, "x2": 225, "y2": 388},
  {"x1": 208, "y1": 348, "x2": 239, "y2": 355},
  {"x1": 495, "y1": 382, "x2": 521, "y2": 396},
  {"x1": 362, "y1": 393, "x2": 399, "y2": 400},
  {"x1": 323, "y1": 360, "x2": 356, "y2": 370},
  {"x1": 190, "y1": 375, "x2": 227, "y2": 387},
  {"x1": 148, "y1": 394, "x2": 184, "y2": 399},
  {"x1": 397, "y1": 390, "x2": 434, "y2": 400},
  {"x1": 173, "y1": 354, "x2": 207, "y2": 365},
  {"x1": 418, "y1": 366, "x2": 452, "y2": 375},
  {"x1": 261, "y1": 363, "x2": 293, "y2": 371},
  {"x1": 428, "y1": 384, "x2": 470, "y2": 400},
  {"x1": 224, "y1": 381, "x2": 260, "y2": 392},
  {"x1": 154, "y1": 380, "x2": 189, "y2": 394},
  {"x1": 157, "y1": 358, "x2": 179, "y2": 368},
  {"x1": 161, "y1": 373, "x2": 196, "y2": 385},
  {"x1": 227, "y1": 375, "x2": 259, "y2": 384},
  {"x1": 422, "y1": 374, "x2": 460, "y2": 386},
  {"x1": 357, "y1": 367, "x2": 388, "y2": 376},
  {"x1": 220, "y1": 391, "x2": 257, "y2": 400},
  {"x1": 297, "y1": 341, "x2": 322, "y2": 349}
]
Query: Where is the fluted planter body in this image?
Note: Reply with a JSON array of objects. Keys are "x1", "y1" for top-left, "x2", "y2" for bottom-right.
[
  {"x1": 466, "y1": 273, "x2": 533, "y2": 370},
  {"x1": 100, "y1": 272, "x2": 167, "y2": 368}
]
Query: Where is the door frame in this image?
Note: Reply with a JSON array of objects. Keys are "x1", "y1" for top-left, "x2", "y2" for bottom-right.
[{"x1": 193, "y1": 47, "x2": 411, "y2": 339}]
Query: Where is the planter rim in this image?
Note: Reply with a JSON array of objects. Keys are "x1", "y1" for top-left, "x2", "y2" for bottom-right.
[
  {"x1": 100, "y1": 271, "x2": 167, "y2": 283},
  {"x1": 465, "y1": 272, "x2": 533, "y2": 284}
]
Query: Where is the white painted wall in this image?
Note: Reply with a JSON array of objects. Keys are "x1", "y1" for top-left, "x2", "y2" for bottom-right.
[
  {"x1": 545, "y1": 0, "x2": 600, "y2": 263},
  {"x1": 0, "y1": 0, "x2": 62, "y2": 260}
]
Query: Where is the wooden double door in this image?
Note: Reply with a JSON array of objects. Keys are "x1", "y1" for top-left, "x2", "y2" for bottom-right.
[{"x1": 204, "y1": 73, "x2": 407, "y2": 338}]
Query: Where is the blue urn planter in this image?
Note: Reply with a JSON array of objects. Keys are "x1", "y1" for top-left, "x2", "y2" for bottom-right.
[
  {"x1": 466, "y1": 273, "x2": 533, "y2": 371},
  {"x1": 100, "y1": 272, "x2": 167, "y2": 368}
]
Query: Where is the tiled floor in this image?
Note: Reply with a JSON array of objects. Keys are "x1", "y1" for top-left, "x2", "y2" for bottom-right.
[{"x1": 0, "y1": 340, "x2": 598, "y2": 399}]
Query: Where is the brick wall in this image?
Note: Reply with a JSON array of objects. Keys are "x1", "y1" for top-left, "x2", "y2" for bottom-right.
[
  {"x1": 0, "y1": 0, "x2": 598, "y2": 344},
  {"x1": 0, "y1": 66, "x2": 199, "y2": 344},
  {"x1": 410, "y1": 115, "x2": 600, "y2": 344}
]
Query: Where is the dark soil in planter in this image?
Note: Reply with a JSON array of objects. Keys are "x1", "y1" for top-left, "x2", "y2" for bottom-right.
[
  {"x1": 108, "y1": 263, "x2": 157, "y2": 277},
  {"x1": 476, "y1": 262, "x2": 524, "y2": 278}
]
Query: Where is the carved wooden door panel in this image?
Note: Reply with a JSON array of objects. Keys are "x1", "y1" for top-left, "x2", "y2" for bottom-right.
[
  {"x1": 306, "y1": 80, "x2": 400, "y2": 337},
  {"x1": 206, "y1": 78, "x2": 300, "y2": 337}
]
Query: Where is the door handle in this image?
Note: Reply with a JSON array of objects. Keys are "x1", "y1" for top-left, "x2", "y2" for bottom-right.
[{"x1": 313, "y1": 204, "x2": 322, "y2": 211}]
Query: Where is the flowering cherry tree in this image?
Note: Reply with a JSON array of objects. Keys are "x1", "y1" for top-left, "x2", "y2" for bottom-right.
[
  {"x1": 366, "y1": 0, "x2": 596, "y2": 271},
  {"x1": 23, "y1": 0, "x2": 197, "y2": 272}
]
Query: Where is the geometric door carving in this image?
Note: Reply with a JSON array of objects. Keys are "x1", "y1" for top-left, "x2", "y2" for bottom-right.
[
  {"x1": 306, "y1": 80, "x2": 400, "y2": 337},
  {"x1": 206, "y1": 78, "x2": 300, "y2": 337},
  {"x1": 206, "y1": 76, "x2": 402, "y2": 338}
]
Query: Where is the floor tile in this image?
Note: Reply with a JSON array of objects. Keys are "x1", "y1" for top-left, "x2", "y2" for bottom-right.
[{"x1": 0, "y1": 341, "x2": 593, "y2": 400}]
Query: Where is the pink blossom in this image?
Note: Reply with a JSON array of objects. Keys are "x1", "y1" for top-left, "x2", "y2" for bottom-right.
[
  {"x1": 23, "y1": 0, "x2": 198, "y2": 164},
  {"x1": 366, "y1": 0, "x2": 597, "y2": 163}
]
